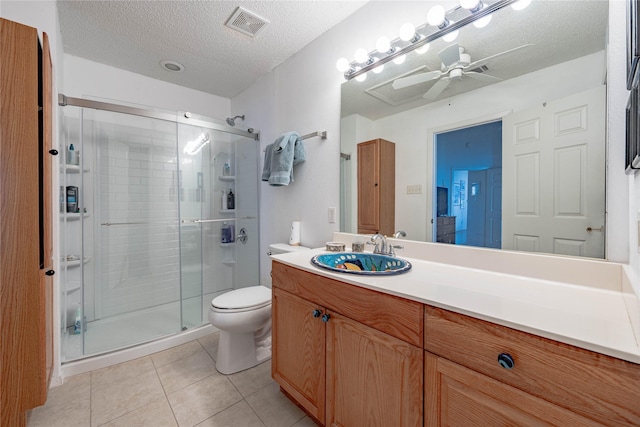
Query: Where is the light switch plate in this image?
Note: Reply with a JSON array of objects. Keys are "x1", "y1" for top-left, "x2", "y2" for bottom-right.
[
  {"x1": 406, "y1": 185, "x2": 422, "y2": 194},
  {"x1": 328, "y1": 207, "x2": 336, "y2": 223}
]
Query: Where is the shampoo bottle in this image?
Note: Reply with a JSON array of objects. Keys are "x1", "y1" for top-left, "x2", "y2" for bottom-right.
[
  {"x1": 73, "y1": 305, "x2": 82, "y2": 335},
  {"x1": 227, "y1": 189, "x2": 235, "y2": 210}
]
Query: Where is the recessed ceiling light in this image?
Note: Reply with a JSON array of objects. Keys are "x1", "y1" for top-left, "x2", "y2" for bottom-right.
[{"x1": 160, "y1": 60, "x2": 185, "y2": 72}]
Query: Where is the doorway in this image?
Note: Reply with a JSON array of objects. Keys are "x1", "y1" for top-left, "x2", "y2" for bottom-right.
[{"x1": 434, "y1": 121, "x2": 502, "y2": 249}]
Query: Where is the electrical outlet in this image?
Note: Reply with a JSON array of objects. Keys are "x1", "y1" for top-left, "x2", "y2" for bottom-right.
[
  {"x1": 406, "y1": 185, "x2": 422, "y2": 194},
  {"x1": 328, "y1": 207, "x2": 336, "y2": 223}
]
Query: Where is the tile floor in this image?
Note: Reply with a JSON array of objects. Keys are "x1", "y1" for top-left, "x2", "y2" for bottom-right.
[{"x1": 29, "y1": 332, "x2": 316, "y2": 427}]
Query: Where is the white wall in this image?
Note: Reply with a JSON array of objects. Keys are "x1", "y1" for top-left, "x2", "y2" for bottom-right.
[{"x1": 234, "y1": 1, "x2": 630, "y2": 287}]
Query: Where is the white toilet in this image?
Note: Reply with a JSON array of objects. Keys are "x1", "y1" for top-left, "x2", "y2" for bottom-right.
[{"x1": 208, "y1": 243, "x2": 310, "y2": 374}]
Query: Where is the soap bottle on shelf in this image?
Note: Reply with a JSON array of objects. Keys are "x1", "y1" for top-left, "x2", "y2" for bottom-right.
[
  {"x1": 67, "y1": 143, "x2": 79, "y2": 165},
  {"x1": 221, "y1": 191, "x2": 227, "y2": 211},
  {"x1": 221, "y1": 221, "x2": 231, "y2": 243},
  {"x1": 227, "y1": 189, "x2": 235, "y2": 210},
  {"x1": 73, "y1": 304, "x2": 82, "y2": 335},
  {"x1": 223, "y1": 161, "x2": 231, "y2": 176}
]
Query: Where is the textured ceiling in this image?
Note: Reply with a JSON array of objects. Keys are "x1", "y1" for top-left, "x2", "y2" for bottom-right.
[
  {"x1": 341, "y1": 0, "x2": 609, "y2": 120},
  {"x1": 57, "y1": 0, "x2": 368, "y2": 98}
]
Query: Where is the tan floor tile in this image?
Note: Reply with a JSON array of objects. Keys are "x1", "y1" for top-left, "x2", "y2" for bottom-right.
[
  {"x1": 99, "y1": 397, "x2": 177, "y2": 427},
  {"x1": 245, "y1": 382, "x2": 305, "y2": 427},
  {"x1": 228, "y1": 360, "x2": 274, "y2": 398},
  {"x1": 91, "y1": 369, "x2": 166, "y2": 426},
  {"x1": 292, "y1": 416, "x2": 320, "y2": 427},
  {"x1": 152, "y1": 339, "x2": 204, "y2": 368},
  {"x1": 29, "y1": 390, "x2": 90, "y2": 427},
  {"x1": 196, "y1": 400, "x2": 265, "y2": 427},
  {"x1": 197, "y1": 331, "x2": 219, "y2": 361},
  {"x1": 156, "y1": 348, "x2": 218, "y2": 394},
  {"x1": 168, "y1": 374, "x2": 242, "y2": 427},
  {"x1": 42, "y1": 372, "x2": 91, "y2": 407},
  {"x1": 92, "y1": 356, "x2": 155, "y2": 391}
]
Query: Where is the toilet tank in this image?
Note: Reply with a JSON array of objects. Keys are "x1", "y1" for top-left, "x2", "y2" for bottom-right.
[{"x1": 269, "y1": 243, "x2": 310, "y2": 256}]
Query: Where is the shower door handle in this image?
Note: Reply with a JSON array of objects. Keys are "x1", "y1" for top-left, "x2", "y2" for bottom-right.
[{"x1": 236, "y1": 228, "x2": 248, "y2": 243}]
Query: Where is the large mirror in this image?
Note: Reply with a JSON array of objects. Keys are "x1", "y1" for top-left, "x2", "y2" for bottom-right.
[{"x1": 340, "y1": 1, "x2": 608, "y2": 258}]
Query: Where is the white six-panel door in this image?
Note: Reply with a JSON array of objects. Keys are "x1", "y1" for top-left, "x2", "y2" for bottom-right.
[{"x1": 502, "y1": 85, "x2": 606, "y2": 258}]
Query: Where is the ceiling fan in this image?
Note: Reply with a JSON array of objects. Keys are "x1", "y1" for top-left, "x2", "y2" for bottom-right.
[{"x1": 392, "y1": 43, "x2": 533, "y2": 100}]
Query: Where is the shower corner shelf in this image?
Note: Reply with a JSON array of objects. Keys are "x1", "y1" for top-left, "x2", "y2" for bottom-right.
[
  {"x1": 218, "y1": 175, "x2": 235, "y2": 181},
  {"x1": 63, "y1": 256, "x2": 90, "y2": 268},
  {"x1": 63, "y1": 164, "x2": 90, "y2": 173},
  {"x1": 62, "y1": 212, "x2": 90, "y2": 221},
  {"x1": 219, "y1": 209, "x2": 235, "y2": 214},
  {"x1": 222, "y1": 259, "x2": 236, "y2": 266},
  {"x1": 220, "y1": 242, "x2": 236, "y2": 248}
]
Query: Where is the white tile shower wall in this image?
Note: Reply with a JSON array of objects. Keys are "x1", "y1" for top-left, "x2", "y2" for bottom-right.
[{"x1": 97, "y1": 122, "x2": 182, "y2": 318}]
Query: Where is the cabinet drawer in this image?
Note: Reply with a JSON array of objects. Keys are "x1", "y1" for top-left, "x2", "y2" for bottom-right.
[
  {"x1": 424, "y1": 306, "x2": 640, "y2": 426},
  {"x1": 272, "y1": 261, "x2": 423, "y2": 347}
]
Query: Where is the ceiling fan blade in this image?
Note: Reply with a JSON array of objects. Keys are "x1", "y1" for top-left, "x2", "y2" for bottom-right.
[
  {"x1": 423, "y1": 77, "x2": 451, "y2": 100},
  {"x1": 465, "y1": 71, "x2": 502, "y2": 83},
  {"x1": 465, "y1": 44, "x2": 534, "y2": 70},
  {"x1": 392, "y1": 70, "x2": 441, "y2": 89},
  {"x1": 439, "y1": 43, "x2": 461, "y2": 67}
]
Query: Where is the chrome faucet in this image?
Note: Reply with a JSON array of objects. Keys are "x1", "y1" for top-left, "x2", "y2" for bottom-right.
[
  {"x1": 393, "y1": 230, "x2": 406, "y2": 238},
  {"x1": 368, "y1": 233, "x2": 403, "y2": 256}
]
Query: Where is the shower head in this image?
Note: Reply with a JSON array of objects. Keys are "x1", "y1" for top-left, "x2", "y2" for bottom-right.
[{"x1": 226, "y1": 115, "x2": 245, "y2": 126}]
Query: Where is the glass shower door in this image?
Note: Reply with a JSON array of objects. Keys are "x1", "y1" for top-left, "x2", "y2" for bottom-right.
[{"x1": 177, "y1": 122, "x2": 260, "y2": 330}]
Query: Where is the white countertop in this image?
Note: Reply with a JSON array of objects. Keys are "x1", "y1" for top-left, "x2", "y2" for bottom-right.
[{"x1": 272, "y1": 244, "x2": 640, "y2": 364}]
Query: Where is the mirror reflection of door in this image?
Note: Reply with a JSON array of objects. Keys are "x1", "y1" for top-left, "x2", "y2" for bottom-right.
[{"x1": 434, "y1": 121, "x2": 503, "y2": 249}]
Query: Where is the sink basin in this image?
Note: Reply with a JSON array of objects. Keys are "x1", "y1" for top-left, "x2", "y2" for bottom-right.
[{"x1": 311, "y1": 252, "x2": 412, "y2": 276}]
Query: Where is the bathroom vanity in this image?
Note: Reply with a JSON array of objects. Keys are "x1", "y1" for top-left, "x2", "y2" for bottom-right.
[{"x1": 271, "y1": 238, "x2": 640, "y2": 426}]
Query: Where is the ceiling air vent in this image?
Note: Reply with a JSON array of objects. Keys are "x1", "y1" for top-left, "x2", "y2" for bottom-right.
[{"x1": 225, "y1": 7, "x2": 269, "y2": 38}]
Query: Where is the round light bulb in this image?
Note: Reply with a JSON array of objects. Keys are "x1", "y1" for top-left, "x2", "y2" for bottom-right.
[
  {"x1": 427, "y1": 5, "x2": 446, "y2": 27},
  {"x1": 393, "y1": 54, "x2": 406, "y2": 65},
  {"x1": 460, "y1": 0, "x2": 480, "y2": 10},
  {"x1": 372, "y1": 59, "x2": 384, "y2": 74},
  {"x1": 512, "y1": 0, "x2": 531, "y2": 11},
  {"x1": 355, "y1": 71, "x2": 367, "y2": 82},
  {"x1": 473, "y1": 14, "x2": 492, "y2": 28},
  {"x1": 336, "y1": 57, "x2": 350, "y2": 73},
  {"x1": 415, "y1": 43, "x2": 430, "y2": 55},
  {"x1": 443, "y1": 21, "x2": 459, "y2": 42},
  {"x1": 354, "y1": 48, "x2": 369, "y2": 64},
  {"x1": 376, "y1": 36, "x2": 391, "y2": 53},
  {"x1": 399, "y1": 23, "x2": 416, "y2": 42}
]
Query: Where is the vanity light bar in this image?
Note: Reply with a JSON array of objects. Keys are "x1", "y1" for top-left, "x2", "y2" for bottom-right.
[{"x1": 344, "y1": 0, "x2": 520, "y2": 81}]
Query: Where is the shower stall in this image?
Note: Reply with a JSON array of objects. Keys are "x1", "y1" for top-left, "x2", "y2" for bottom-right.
[{"x1": 58, "y1": 96, "x2": 260, "y2": 362}]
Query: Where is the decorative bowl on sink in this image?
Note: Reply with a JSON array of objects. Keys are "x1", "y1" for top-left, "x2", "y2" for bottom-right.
[{"x1": 311, "y1": 252, "x2": 412, "y2": 276}]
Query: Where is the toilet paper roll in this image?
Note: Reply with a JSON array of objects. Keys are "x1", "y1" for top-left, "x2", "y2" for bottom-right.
[{"x1": 289, "y1": 221, "x2": 301, "y2": 246}]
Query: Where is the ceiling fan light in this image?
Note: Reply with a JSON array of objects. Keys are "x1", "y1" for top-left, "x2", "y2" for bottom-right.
[
  {"x1": 427, "y1": 5, "x2": 447, "y2": 27},
  {"x1": 473, "y1": 14, "x2": 492, "y2": 28},
  {"x1": 336, "y1": 57, "x2": 350, "y2": 73},
  {"x1": 376, "y1": 36, "x2": 391, "y2": 53},
  {"x1": 354, "y1": 48, "x2": 369, "y2": 64},
  {"x1": 512, "y1": 0, "x2": 532, "y2": 11},
  {"x1": 399, "y1": 23, "x2": 416, "y2": 42},
  {"x1": 415, "y1": 43, "x2": 430, "y2": 54}
]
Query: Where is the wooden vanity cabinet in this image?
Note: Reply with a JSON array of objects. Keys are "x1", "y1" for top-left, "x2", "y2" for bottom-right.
[
  {"x1": 357, "y1": 138, "x2": 395, "y2": 236},
  {"x1": 272, "y1": 261, "x2": 423, "y2": 426},
  {"x1": 424, "y1": 306, "x2": 640, "y2": 426}
]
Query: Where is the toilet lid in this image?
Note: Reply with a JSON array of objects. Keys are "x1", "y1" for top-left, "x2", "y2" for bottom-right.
[{"x1": 211, "y1": 286, "x2": 271, "y2": 310}]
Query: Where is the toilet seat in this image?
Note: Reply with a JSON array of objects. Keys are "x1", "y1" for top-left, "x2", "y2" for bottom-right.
[{"x1": 211, "y1": 286, "x2": 271, "y2": 312}]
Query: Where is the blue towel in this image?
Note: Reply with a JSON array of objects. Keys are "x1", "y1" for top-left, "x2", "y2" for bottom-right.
[{"x1": 262, "y1": 132, "x2": 305, "y2": 186}]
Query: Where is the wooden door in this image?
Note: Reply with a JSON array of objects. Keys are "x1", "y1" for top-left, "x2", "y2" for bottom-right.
[
  {"x1": 272, "y1": 288, "x2": 326, "y2": 423},
  {"x1": 424, "y1": 352, "x2": 603, "y2": 427},
  {"x1": 502, "y1": 86, "x2": 605, "y2": 258},
  {"x1": 326, "y1": 311, "x2": 423, "y2": 427}
]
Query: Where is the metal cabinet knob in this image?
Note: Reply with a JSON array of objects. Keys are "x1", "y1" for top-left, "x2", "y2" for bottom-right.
[
  {"x1": 312, "y1": 309, "x2": 322, "y2": 318},
  {"x1": 48, "y1": 149, "x2": 58, "y2": 155},
  {"x1": 321, "y1": 313, "x2": 331, "y2": 323},
  {"x1": 498, "y1": 353, "x2": 515, "y2": 369},
  {"x1": 45, "y1": 270, "x2": 55, "y2": 276}
]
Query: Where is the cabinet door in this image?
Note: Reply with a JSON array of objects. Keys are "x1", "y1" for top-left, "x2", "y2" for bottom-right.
[
  {"x1": 424, "y1": 352, "x2": 603, "y2": 427},
  {"x1": 357, "y1": 139, "x2": 380, "y2": 234},
  {"x1": 272, "y1": 288, "x2": 325, "y2": 423},
  {"x1": 326, "y1": 311, "x2": 423, "y2": 427}
]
